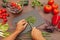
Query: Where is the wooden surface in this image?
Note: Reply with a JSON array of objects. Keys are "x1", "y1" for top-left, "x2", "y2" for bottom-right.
[{"x1": 0, "y1": 0, "x2": 60, "y2": 40}]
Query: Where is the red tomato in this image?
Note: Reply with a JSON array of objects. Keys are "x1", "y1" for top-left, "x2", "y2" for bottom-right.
[
  {"x1": 52, "y1": 4, "x2": 58, "y2": 9},
  {"x1": 11, "y1": 2, "x2": 17, "y2": 7},
  {"x1": 0, "y1": 10, "x2": 2, "y2": 14},
  {"x1": 2, "y1": 13, "x2": 9, "y2": 17},
  {"x1": 44, "y1": 5, "x2": 52, "y2": 13},
  {"x1": 59, "y1": 16, "x2": 60, "y2": 20},
  {"x1": 48, "y1": 0, "x2": 54, "y2": 5},
  {"x1": 2, "y1": 21, "x2": 6, "y2": 25},
  {"x1": 17, "y1": 5, "x2": 21, "y2": 10},
  {"x1": 3, "y1": 19, "x2": 7, "y2": 22},
  {"x1": 6, "y1": 14, "x2": 9, "y2": 17},
  {"x1": 1, "y1": 9, "x2": 6, "y2": 13},
  {"x1": 0, "y1": 15, "x2": 3, "y2": 18},
  {"x1": 2, "y1": 19, "x2": 7, "y2": 25},
  {"x1": 52, "y1": 15, "x2": 59, "y2": 25},
  {"x1": 2, "y1": 16, "x2": 7, "y2": 19},
  {"x1": 58, "y1": 23, "x2": 60, "y2": 29},
  {"x1": 53, "y1": 9, "x2": 59, "y2": 15},
  {"x1": 2, "y1": 13, "x2": 6, "y2": 16}
]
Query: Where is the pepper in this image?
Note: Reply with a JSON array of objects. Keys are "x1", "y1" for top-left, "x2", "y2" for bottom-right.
[
  {"x1": 58, "y1": 23, "x2": 60, "y2": 29},
  {"x1": 52, "y1": 15, "x2": 59, "y2": 26}
]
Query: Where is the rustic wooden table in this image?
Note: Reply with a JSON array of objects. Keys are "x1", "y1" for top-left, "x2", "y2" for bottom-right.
[{"x1": 0, "y1": 0, "x2": 60, "y2": 40}]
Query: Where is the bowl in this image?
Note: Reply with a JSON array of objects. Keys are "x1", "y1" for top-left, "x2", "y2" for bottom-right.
[{"x1": 6, "y1": 2, "x2": 23, "y2": 14}]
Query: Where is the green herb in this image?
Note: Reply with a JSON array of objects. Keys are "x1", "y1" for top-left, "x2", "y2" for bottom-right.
[
  {"x1": 2, "y1": 0, "x2": 8, "y2": 3},
  {"x1": 18, "y1": 0, "x2": 29, "y2": 6},
  {"x1": 2, "y1": 4, "x2": 6, "y2": 8},
  {"x1": 42, "y1": 32, "x2": 51, "y2": 37},
  {"x1": 31, "y1": 0, "x2": 43, "y2": 7},
  {"x1": 26, "y1": 16, "x2": 36, "y2": 24}
]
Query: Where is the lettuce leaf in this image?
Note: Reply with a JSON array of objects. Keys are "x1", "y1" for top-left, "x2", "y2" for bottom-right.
[{"x1": 0, "y1": 23, "x2": 9, "y2": 32}]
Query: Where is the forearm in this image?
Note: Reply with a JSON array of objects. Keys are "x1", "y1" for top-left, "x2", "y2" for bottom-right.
[
  {"x1": 3, "y1": 19, "x2": 28, "y2": 40},
  {"x1": 3, "y1": 31, "x2": 21, "y2": 40},
  {"x1": 33, "y1": 36, "x2": 46, "y2": 40},
  {"x1": 35, "y1": 37, "x2": 46, "y2": 40},
  {"x1": 31, "y1": 27, "x2": 46, "y2": 40}
]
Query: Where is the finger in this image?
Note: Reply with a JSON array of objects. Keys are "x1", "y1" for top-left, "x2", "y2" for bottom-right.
[
  {"x1": 22, "y1": 21, "x2": 27, "y2": 25},
  {"x1": 22, "y1": 22, "x2": 26, "y2": 25},
  {"x1": 21, "y1": 19, "x2": 26, "y2": 22},
  {"x1": 21, "y1": 20, "x2": 27, "y2": 24},
  {"x1": 31, "y1": 27, "x2": 36, "y2": 37},
  {"x1": 32, "y1": 27, "x2": 36, "y2": 31},
  {"x1": 32, "y1": 27, "x2": 41, "y2": 33},
  {"x1": 18, "y1": 19, "x2": 25, "y2": 23},
  {"x1": 24, "y1": 23, "x2": 28, "y2": 27},
  {"x1": 17, "y1": 19, "x2": 26, "y2": 24},
  {"x1": 31, "y1": 27, "x2": 35, "y2": 33}
]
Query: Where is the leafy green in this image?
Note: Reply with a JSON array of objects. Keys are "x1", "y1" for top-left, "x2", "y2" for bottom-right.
[
  {"x1": 26, "y1": 16, "x2": 36, "y2": 24},
  {"x1": 0, "y1": 32, "x2": 10, "y2": 37},
  {"x1": 42, "y1": 32, "x2": 51, "y2": 37},
  {"x1": 0, "y1": 23, "x2": 10, "y2": 38},
  {"x1": 2, "y1": 4, "x2": 6, "y2": 8},
  {"x1": 32, "y1": 0, "x2": 43, "y2": 7},
  {"x1": 0, "y1": 23, "x2": 9, "y2": 32},
  {"x1": 0, "y1": 32, "x2": 4, "y2": 37},
  {"x1": 3, "y1": 32, "x2": 10, "y2": 37},
  {"x1": 18, "y1": 0, "x2": 29, "y2": 6},
  {"x1": 2, "y1": 0, "x2": 8, "y2": 3}
]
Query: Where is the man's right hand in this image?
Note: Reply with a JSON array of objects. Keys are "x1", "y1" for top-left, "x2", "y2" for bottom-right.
[{"x1": 31, "y1": 27, "x2": 45, "y2": 40}]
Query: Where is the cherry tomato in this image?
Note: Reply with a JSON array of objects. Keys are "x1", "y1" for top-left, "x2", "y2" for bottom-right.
[
  {"x1": 2, "y1": 13, "x2": 9, "y2": 17},
  {"x1": 0, "y1": 9, "x2": 8, "y2": 24},
  {"x1": 48, "y1": 0, "x2": 54, "y2": 5},
  {"x1": 3, "y1": 19, "x2": 7, "y2": 22},
  {"x1": 2, "y1": 21, "x2": 6, "y2": 25},
  {"x1": 53, "y1": 9, "x2": 59, "y2": 15},
  {"x1": 52, "y1": 4, "x2": 58, "y2": 9},
  {"x1": 2, "y1": 19, "x2": 7, "y2": 25},
  {"x1": 0, "y1": 15, "x2": 3, "y2": 18},
  {"x1": 0, "y1": 10, "x2": 2, "y2": 14},
  {"x1": 17, "y1": 5, "x2": 21, "y2": 10},
  {"x1": 52, "y1": 15, "x2": 59, "y2": 25},
  {"x1": 1, "y1": 9, "x2": 6, "y2": 13},
  {"x1": 59, "y1": 16, "x2": 60, "y2": 20},
  {"x1": 11, "y1": 2, "x2": 16, "y2": 7},
  {"x1": 44, "y1": 5, "x2": 52, "y2": 13},
  {"x1": 2, "y1": 13, "x2": 6, "y2": 16},
  {"x1": 6, "y1": 14, "x2": 9, "y2": 17},
  {"x1": 2, "y1": 16, "x2": 7, "y2": 19}
]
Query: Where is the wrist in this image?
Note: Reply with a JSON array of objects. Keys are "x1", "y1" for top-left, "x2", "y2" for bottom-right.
[
  {"x1": 37, "y1": 37, "x2": 45, "y2": 40},
  {"x1": 14, "y1": 30, "x2": 21, "y2": 34},
  {"x1": 34, "y1": 35, "x2": 45, "y2": 40}
]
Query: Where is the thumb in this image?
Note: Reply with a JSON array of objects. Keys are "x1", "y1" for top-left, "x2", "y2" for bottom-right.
[
  {"x1": 31, "y1": 27, "x2": 38, "y2": 34},
  {"x1": 32, "y1": 27, "x2": 37, "y2": 32},
  {"x1": 31, "y1": 27, "x2": 42, "y2": 34}
]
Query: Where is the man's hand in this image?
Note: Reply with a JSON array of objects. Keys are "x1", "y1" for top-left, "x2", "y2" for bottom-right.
[
  {"x1": 3, "y1": 19, "x2": 28, "y2": 40},
  {"x1": 31, "y1": 27, "x2": 45, "y2": 40},
  {"x1": 16, "y1": 19, "x2": 28, "y2": 32}
]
